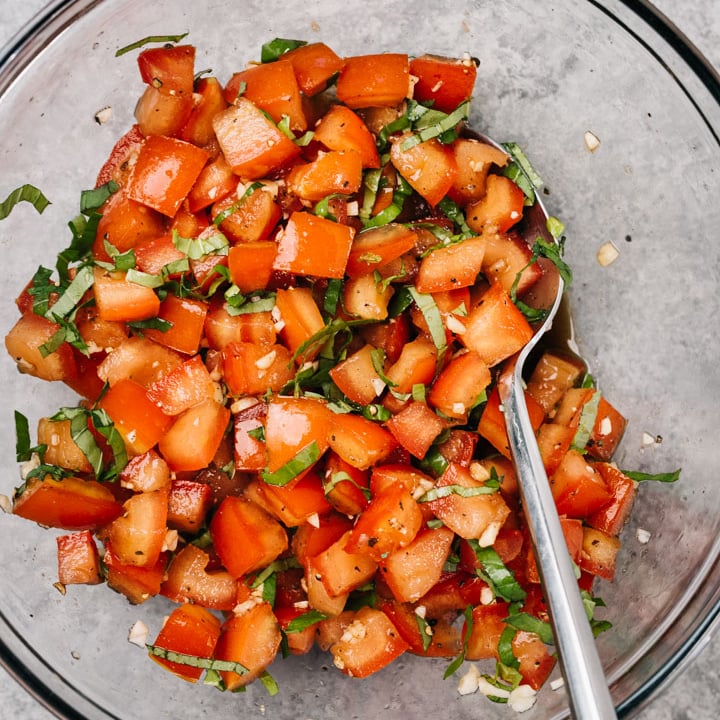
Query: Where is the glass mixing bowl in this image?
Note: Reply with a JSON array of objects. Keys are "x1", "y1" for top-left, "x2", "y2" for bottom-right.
[{"x1": 1, "y1": 1, "x2": 719, "y2": 718}]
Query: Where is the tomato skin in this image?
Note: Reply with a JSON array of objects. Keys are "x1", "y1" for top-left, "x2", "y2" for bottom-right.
[
  {"x1": 14, "y1": 476, "x2": 123, "y2": 530},
  {"x1": 336, "y1": 54, "x2": 410, "y2": 108},
  {"x1": 409, "y1": 54, "x2": 477, "y2": 113},
  {"x1": 137, "y1": 45, "x2": 196, "y2": 97}
]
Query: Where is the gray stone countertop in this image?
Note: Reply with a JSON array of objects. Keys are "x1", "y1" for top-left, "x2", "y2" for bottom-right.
[{"x1": 0, "y1": 1, "x2": 718, "y2": 719}]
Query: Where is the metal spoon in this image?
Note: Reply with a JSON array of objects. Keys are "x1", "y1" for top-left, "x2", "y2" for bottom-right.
[{"x1": 486, "y1": 140, "x2": 618, "y2": 719}]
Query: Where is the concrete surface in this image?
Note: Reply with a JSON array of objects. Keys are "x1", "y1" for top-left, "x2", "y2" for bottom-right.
[{"x1": 0, "y1": 0, "x2": 718, "y2": 718}]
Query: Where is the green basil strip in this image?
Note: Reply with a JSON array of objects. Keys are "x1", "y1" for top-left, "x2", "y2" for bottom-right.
[
  {"x1": 408, "y1": 287, "x2": 447, "y2": 362},
  {"x1": 58, "y1": 211, "x2": 102, "y2": 281},
  {"x1": 546, "y1": 215, "x2": 565, "y2": 240},
  {"x1": 258, "y1": 670, "x2": 280, "y2": 697},
  {"x1": 14, "y1": 411, "x2": 42, "y2": 463},
  {"x1": 417, "y1": 484, "x2": 497, "y2": 503},
  {"x1": 261, "y1": 441, "x2": 321, "y2": 487},
  {"x1": 622, "y1": 468, "x2": 681, "y2": 483},
  {"x1": 0, "y1": 184, "x2": 51, "y2": 219},
  {"x1": 504, "y1": 612, "x2": 554, "y2": 645},
  {"x1": 260, "y1": 38, "x2": 307, "y2": 63},
  {"x1": 415, "y1": 613, "x2": 433, "y2": 652},
  {"x1": 362, "y1": 403, "x2": 392, "y2": 423},
  {"x1": 128, "y1": 317, "x2": 173, "y2": 334},
  {"x1": 323, "y1": 278, "x2": 343, "y2": 315},
  {"x1": 369, "y1": 347, "x2": 397, "y2": 388},
  {"x1": 225, "y1": 295, "x2": 277, "y2": 316},
  {"x1": 444, "y1": 605, "x2": 474, "y2": 678},
  {"x1": 103, "y1": 239, "x2": 136, "y2": 271},
  {"x1": 249, "y1": 557, "x2": 302, "y2": 590},
  {"x1": 324, "y1": 470, "x2": 371, "y2": 501},
  {"x1": 285, "y1": 610, "x2": 327, "y2": 634},
  {"x1": 400, "y1": 100, "x2": 470, "y2": 151},
  {"x1": 80, "y1": 180, "x2": 119, "y2": 213},
  {"x1": 125, "y1": 268, "x2": 165, "y2": 289},
  {"x1": 497, "y1": 626, "x2": 520, "y2": 669},
  {"x1": 115, "y1": 33, "x2": 189, "y2": 57},
  {"x1": 90, "y1": 408, "x2": 128, "y2": 481},
  {"x1": 146, "y1": 644, "x2": 248, "y2": 675},
  {"x1": 436, "y1": 197, "x2": 475, "y2": 238},
  {"x1": 417, "y1": 446, "x2": 449, "y2": 478},
  {"x1": 45, "y1": 265, "x2": 94, "y2": 321},
  {"x1": 468, "y1": 540, "x2": 527, "y2": 603},
  {"x1": 570, "y1": 390, "x2": 601, "y2": 452},
  {"x1": 172, "y1": 229, "x2": 229, "y2": 260},
  {"x1": 531, "y1": 236, "x2": 573, "y2": 287},
  {"x1": 501, "y1": 142, "x2": 544, "y2": 205},
  {"x1": 291, "y1": 318, "x2": 370, "y2": 366},
  {"x1": 51, "y1": 407, "x2": 104, "y2": 479},
  {"x1": 359, "y1": 168, "x2": 382, "y2": 221}
]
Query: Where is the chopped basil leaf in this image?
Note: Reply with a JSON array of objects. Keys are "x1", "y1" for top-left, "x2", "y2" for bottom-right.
[
  {"x1": 323, "y1": 278, "x2": 343, "y2": 315},
  {"x1": 417, "y1": 446, "x2": 449, "y2": 478},
  {"x1": 362, "y1": 174, "x2": 412, "y2": 229},
  {"x1": 146, "y1": 644, "x2": 248, "y2": 675},
  {"x1": 247, "y1": 426, "x2": 266, "y2": 442},
  {"x1": 284, "y1": 610, "x2": 327, "y2": 634},
  {"x1": 362, "y1": 403, "x2": 392, "y2": 422},
  {"x1": 359, "y1": 167, "x2": 383, "y2": 221},
  {"x1": 369, "y1": 348, "x2": 396, "y2": 388},
  {"x1": 50, "y1": 406, "x2": 104, "y2": 479},
  {"x1": 411, "y1": 383, "x2": 426, "y2": 402},
  {"x1": 127, "y1": 317, "x2": 173, "y2": 334},
  {"x1": 90, "y1": 408, "x2": 128, "y2": 481},
  {"x1": 467, "y1": 541, "x2": 526, "y2": 603},
  {"x1": 436, "y1": 197, "x2": 475, "y2": 238},
  {"x1": 504, "y1": 612, "x2": 554, "y2": 645},
  {"x1": 80, "y1": 180, "x2": 119, "y2": 214},
  {"x1": 408, "y1": 287, "x2": 447, "y2": 363},
  {"x1": 260, "y1": 38, "x2": 307, "y2": 63},
  {"x1": 623, "y1": 468, "x2": 681, "y2": 483},
  {"x1": 225, "y1": 294, "x2": 277, "y2": 316},
  {"x1": 444, "y1": 605, "x2": 473, "y2": 678},
  {"x1": 14, "y1": 411, "x2": 46, "y2": 463},
  {"x1": 546, "y1": 215, "x2": 565, "y2": 240},
  {"x1": 261, "y1": 441, "x2": 321, "y2": 486},
  {"x1": 415, "y1": 612, "x2": 433, "y2": 652},
  {"x1": 213, "y1": 182, "x2": 264, "y2": 226},
  {"x1": 45, "y1": 265, "x2": 94, "y2": 322},
  {"x1": 0, "y1": 184, "x2": 51, "y2": 220},
  {"x1": 125, "y1": 268, "x2": 165, "y2": 288},
  {"x1": 172, "y1": 229, "x2": 229, "y2": 260},
  {"x1": 324, "y1": 470, "x2": 371, "y2": 501},
  {"x1": 501, "y1": 142, "x2": 544, "y2": 205},
  {"x1": 497, "y1": 626, "x2": 519, "y2": 670},
  {"x1": 388, "y1": 284, "x2": 415, "y2": 318},
  {"x1": 292, "y1": 318, "x2": 369, "y2": 366},
  {"x1": 400, "y1": 100, "x2": 470, "y2": 151},
  {"x1": 102, "y1": 239, "x2": 136, "y2": 271},
  {"x1": 115, "y1": 33, "x2": 189, "y2": 57},
  {"x1": 27, "y1": 266, "x2": 55, "y2": 317},
  {"x1": 531, "y1": 236, "x2": 573, "y2": 287},
  {"x1": 259, "y1": 670, "x2": 280, "y2": 697},
  {"x1": 571, "y1": 390, "x2": 601, "y2": 452},
  {"x1": 417, "y1": 483, "x2": 497, "y2": 503},
  {"x1": 249, "y1": 557, "x2": 302, "y2": 590}
]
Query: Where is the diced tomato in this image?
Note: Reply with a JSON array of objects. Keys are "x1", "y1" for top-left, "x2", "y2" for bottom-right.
[
  {"x1": 427, "y1": 350, "x2": 491, "y2": 422},
  {"x1": 287, "y1": 150, "x2": 363, "y2": 202},
  {"x1": 343, "y1": 272, "x2": 394, "y2": 321},
  {"x1": 291, "y1": 511, "x2": 354, "y2": 568},
  {"x1": 95, "y1": 124, "x2": 145, "y2": 188},
  {"x1": 461, "y1": 282, "x2": 534, "y2": 367},
  {"x1": 329, "y1": 344, "x2": 384, "y2": 406},
  {"x1": 212, "y1": 98, "x2": 301, "y2": 179},
  {"x1": 467, "y1": 174, "x2": 525, "y2": 233},
  {"x1": 125, "y1": 135, "x2": 209, "y2": 217},
  {"x1": 415, "y1": 236, "x2": 487, "y2": 294},
  {"x1": 179, "y1": 76, "x2": 228, "y2": 147},
  {"x1": 166, "y1": 477, "x2": 214, "y2": 533},
  {"x1": 579, "y1": 526, "x2": 621, "y2": 581},
  {"x1": 37, "y1": 416, "x2": 91, "y2": 474},
  {"x1": 214, "y1": 602, "x2": 282, "y2": 690},
  {"x1": 225, "y1": 60, "x2": 306, "y2": 131},
  {"x1": 282, "y1": 42, "x2": 345, "y2": 96},
  {"x1": 311, "y1": 529, "x2": 378, "y2": 597},
  {"x1": 586, "y1": 463, "x2": 637, "y2": 536},
  {"x1": 384, "y1": 337, "x2": 437, "y2": 394},
  {"x1": 56, "y1": 530, "x2": 102, "y2": 585},
  {"x1": 146, "y1": 354, "x2": 216, "y2": 416},
  {"x1": 134, "y1": 85, "x2": 193, "y2": 138},
  {"x1": 149, "y1": 604, "x2": 221, "y2": 683},
  {"x1": 379, "y1": 600, "x2": 461, "y2": 657},
  {"x1": 410, "y1": 54, "x2": 477, "y2": 113},
  {"x1": 211, "y1": 184, "x2": 282, "y2": 243},
  {"x1": 144, "y1": 294, "x2": 208, "y2": 355},
  {"x1": 386, "y1": 401, "x2": 446, "y2": 459},
  {"x1": 222, "y1": 341, "x2": 294, "y2": 397},
  {"x1": 313, "y1": 104, "x2": 380, "y2": 168},
  {"x1": 186, "y1": 153, "x2": 236, "y2": 212},
  {"x1": 274, "y1": 286, "x2": 325, "y2": 362},
  {"x1": 513, "y1": 630, "x2": 557, "y2": 690},
  {"x1": 587, "y1": 396, "x2": 627, "y2": 461},
  {"x1": 209, "y1": 496, "x2": 288, "y2": 578},
  {"x1": 274, "y1": 210, "x2": 355, "y2": 279},
  {"x1": 390, "y1": 134, "x2": 457, "y2": 207},
  {"x1": 448, "y1": 138, "x2": 509, "y2": 204},
  {"x1": 97, "y1": 336, "x2": 183, "y2": 388},
  {"x1": 161, "y1": 544, "x2": 236, "y2": 610},
  {"x1": 137, "y1": 45, "x2": 195, "y2": 97},
  {"x1": 379, "y1": 525, "x2": 455, "y2": 602},
  {"x1": 233, "y1": 401, "x2": 268, "y2": 471},
  {"x1": 464, "y1": 601, "x2": 508, "y2": 661},
  {"x1": 92, "y1": 267, "x2": 161, "y2": 323},
  {"x1": 103, "y1": 544, "x2": 167, "y2": 604},
  {"x1": 227, "y1": 242, "x2": 278, "y2": 294},
  {"x1": 158, "y1": 398, "x2": 230, "y2": 472},
  {"x1": 526, "y1": 351, "x2": 587, "y2": 415},
  {"x1": 106, "y1": 487, "x2": 168, "y2": 568},
  {"x1": 204, "y1": 298, "x2": 276, "y2": 350},
  {"x1": 98, "y1": 378, "x2": 173, "y2": 455},
  {"x1": 550, "y1": 449, "x2": 613, "y2": 518},
  {"x1": 336, "y1": 53, "x2": 410, "y2": 108},
  {"x1": 346, "y1": 224, "x2": 417, "y2": 279},
  {"x1": 5, "y1": 312, "x2": 78, "y2": 382}
]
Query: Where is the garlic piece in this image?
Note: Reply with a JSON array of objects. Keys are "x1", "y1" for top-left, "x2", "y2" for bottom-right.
[
  {"x1": 596, "y1": 241, "x2": 619, "y2": 267},
  {"x1": 584, "y1": 130, "x2": 601, "y2": 152}
]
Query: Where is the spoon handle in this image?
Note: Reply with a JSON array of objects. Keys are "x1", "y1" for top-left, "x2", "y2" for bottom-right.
[{"x1": 500, "y1": 366, "x2": 617, "y2": 720}]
